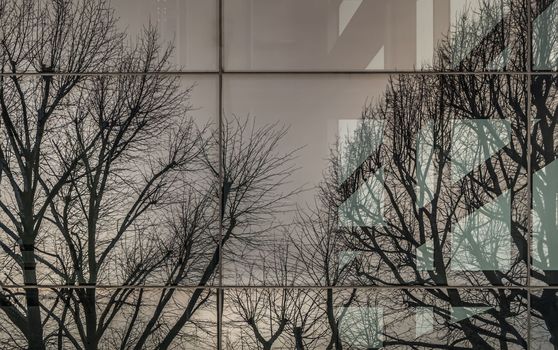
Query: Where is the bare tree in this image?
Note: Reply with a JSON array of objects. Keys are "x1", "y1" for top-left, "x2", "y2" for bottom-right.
[
  {"x1": 225, "y1": 287, "x2": 326, "y2": 350},
  {"x1": 286, "y1": 0, "x2": 532, "y2": 348},
  {"x1": 3, "y1": 0, "x2": 553, "y2": 349},
  {"x1": 0, "y1": 1, "x2": 134, "y2": 348},
  {"x1": 0, "y1": 1, "x2": 304, "y2": 349},
  {"x1": 216, "y1": 116, "x2": 301, "y2": 286},
  {"x1": 528, "y1": 3, "x2": 558, "y2": 349}
]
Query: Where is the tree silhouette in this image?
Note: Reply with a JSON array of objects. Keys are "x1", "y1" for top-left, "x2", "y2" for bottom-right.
[
  {"x1": 0, "y1": 1, "x2": 303, "y2": 349},
  {"x1": 285, "y1": 0, "x2": 534, "y2": 348},
  {"x1": 530, "y1": 1, "x2": 558, "y2": 346},
  {"x1": 221, "y1": 0, "x2": 537, "y2": 348},
  {"x1": 3, "y1": 0, "x2": 557, "y2": 349}
]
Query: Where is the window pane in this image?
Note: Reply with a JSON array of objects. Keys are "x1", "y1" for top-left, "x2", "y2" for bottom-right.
[
  {"x1": 0, "y1": 75, "x2": 219, "y2": 286},
  {"x1": 531, "y1": 74, "x2": 558, "y2": 285},
  {"x1": 222, "y1": 288, "x2": 528, "y2": 349},
  {"x1": 0, "y1": 288, "x2": 217, "y2": 349},
  {"x1": 0, "y1": 0, "x2": 218, "y2": 73},
  {"x1": 112, "y1": 0, "x2": 218, "y2": 71},
  {"x1": 221, "y1": 74, "x2": 527, "y2": 287},
  {"x1": 530, "y1": 289, "x2": 558, "y2": 349},
  {"x1": 223, "y1": 0, "x2": 526, "y2": 71},
  {"x1": 533, "y1": 0, "x2": 558, "y2": 71}
]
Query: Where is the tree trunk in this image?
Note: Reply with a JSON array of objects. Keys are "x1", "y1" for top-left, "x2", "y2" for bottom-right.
[
  {"x1": 447, "y1": 289, "x2": 492, "y2": 349},
  {"x1": 155, "y1": 219, "x2": 235, "y2": 349},
  {"x1": 536, "y1": 289, "x2": 558, "y2": 349},
  {"x1": 84, "y1": 288, "x2": 98, "y2": 350},
  {"x1": 22, "y1": 243, "x2": 45, "y2": 350},
  {"x1": 155, "y1": 287, "x2": 205, "y2": 349},
  {"x1": 293, "y1": 326, "x2": 304, "y2": 350},
  {"x1": 326, "y1": 288, "x2": 342, "y2": 350}
]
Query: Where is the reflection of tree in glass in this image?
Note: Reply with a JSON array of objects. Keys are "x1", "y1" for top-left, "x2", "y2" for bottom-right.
[
  {"x1": 531, "y1": 1, "x2": 558, "y2": 347},
  {"x1": 1, "y1": 0, "x2": 557, "y2": 349},
  {"x1": 524, "y1": 1, "x2": 558, "y2": 349},
  {"x1": 224, "y1": 0, "x2": 535, "y2": 348},
  {"x1": 0, "y1": 1, "x2": 300, "y2": 350},
  {"x1": 288, "y1": 0, "x2": 532, "y2": 348},
  {"x1": 226, "y1": 288, "x2": 325, "y2": 350}
]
